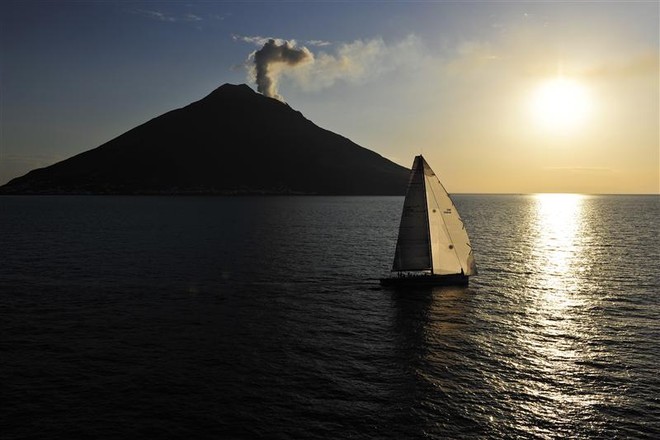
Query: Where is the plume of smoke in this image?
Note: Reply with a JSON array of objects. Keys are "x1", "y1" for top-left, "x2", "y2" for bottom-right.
[
  {"x1": 251, "y1": 39, "x2": 313, "y2": 100},
  {"x1": 244, "y1": 35, "x2": 423, "y2": 100},
  {"x1": 289, "y1": 36, "x2": 423, "y2": 91}
]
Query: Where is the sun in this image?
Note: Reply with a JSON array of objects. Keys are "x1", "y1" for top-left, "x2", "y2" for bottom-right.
[{"x1": 531, "y1": 77, "x2": 591, "y2": 132}]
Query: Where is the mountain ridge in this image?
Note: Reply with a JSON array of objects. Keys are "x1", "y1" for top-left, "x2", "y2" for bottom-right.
[{"x1": 0, "y1": 84, "x2": 409, "y2": 195}]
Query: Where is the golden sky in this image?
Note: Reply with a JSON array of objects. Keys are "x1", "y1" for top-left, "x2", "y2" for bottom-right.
[{"x1": 2, "y1": 2, "x2": 658, "y2": 193}]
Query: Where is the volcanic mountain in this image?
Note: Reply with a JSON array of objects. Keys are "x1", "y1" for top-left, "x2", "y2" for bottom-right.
[{"x1": 0, "y1": 84, "x2": 409, "y2": 195}]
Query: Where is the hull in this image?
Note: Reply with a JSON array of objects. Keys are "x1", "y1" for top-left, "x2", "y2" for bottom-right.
[{"x1": 379, "y1": 273, "x2": 469, "y2": 287}]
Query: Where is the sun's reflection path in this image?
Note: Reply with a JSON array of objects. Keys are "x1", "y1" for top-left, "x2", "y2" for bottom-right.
[
  {"x1": 511, "y1": 194, "x2": 625, "y2": 435},
  {"x1": 533, "y1": 193, "x2": 586, "y2": 297},
  {"x1": 403, "y1": 194, "x2": 641, "y2": 437}
]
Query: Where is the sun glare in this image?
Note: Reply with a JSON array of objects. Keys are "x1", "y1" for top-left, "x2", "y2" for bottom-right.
[{"x1": 531, "y1": 78, "x2": 591, "y2": 132}]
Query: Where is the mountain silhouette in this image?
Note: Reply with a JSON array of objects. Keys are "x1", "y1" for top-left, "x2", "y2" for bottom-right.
[{"x1": 0, "y1": 84, "x2": 409, "y2": 195}]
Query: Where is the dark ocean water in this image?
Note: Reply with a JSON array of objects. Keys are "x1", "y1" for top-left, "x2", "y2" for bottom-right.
[{"x1": 1, "y1": 194, "x2": 659, "y2": 439}]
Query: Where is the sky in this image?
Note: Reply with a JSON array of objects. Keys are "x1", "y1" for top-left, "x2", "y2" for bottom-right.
[{"x1": 1, "y1": 1, "x2": 658, "y2": 193}]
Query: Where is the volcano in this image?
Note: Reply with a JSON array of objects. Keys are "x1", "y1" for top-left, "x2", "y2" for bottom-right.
[{"x1": 0, "y1": 84, "x2": 409, "y2": 195}]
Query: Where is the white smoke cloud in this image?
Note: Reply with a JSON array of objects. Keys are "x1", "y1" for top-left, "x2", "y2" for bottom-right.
[
  {"x1": 233, "y1": 34, "x2": 293, "y2": 47},
  {"x1": 242, "y1": 35, "x2": 423, "y2": 100},
  {"x1": 249, "y1": 39, "x2": 314, "y2": 100},
  {"x1": 306, "y1": 39, "x2": 332, "y2": 47},
  {"x1": 233, "y1": 34, "x2": 328, "y2": 48},
  {"x1": 134, "y1": 9, "x2": 203, "y2": 23},
  {"x1": 289, "y1": 35, "x2": 423, "y2": 91}
]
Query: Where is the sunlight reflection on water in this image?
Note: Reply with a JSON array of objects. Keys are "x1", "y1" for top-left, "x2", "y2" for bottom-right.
[
  {"x1": 2, "y1": 195, "x2": 657, "y2": 439},
  {"x1": 385, "y1": 194, "x2": 657, "y2": 438},
  {"x1": 533, "y1": 193, "x2": 585, "y2": 294},
  {"x1": 515, "y1": 194, "x2": 630, "y2": 436}
]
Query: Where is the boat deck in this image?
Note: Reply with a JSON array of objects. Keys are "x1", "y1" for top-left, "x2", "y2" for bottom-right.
[{"x1": 379, "y1": 273, "x2": 469, "y2": 287}]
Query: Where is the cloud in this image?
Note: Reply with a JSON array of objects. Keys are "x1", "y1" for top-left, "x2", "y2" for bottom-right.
[
  {"x1": 234, "y1": 35, "x2": 268, "y2": 45},
  {"x1": 183, "y1": 13, "x2": 202, "y2": 22},
  {"x1": 306, "y1": 40, "x2": 332, "y2": 47},
  {"x1": 241, "y1": 35, "x2": 424, "y2": 99},
  {"x1": 234, "y1": 35, "x2": 296, "y2": 47},
  {"x1": 133, "y1": 9, "x2": 204, "y2": 23},
  {"x1": 444, "y1": 41, "x2": 502, "y2": 75},
  {"x1": 135, "y1": 9, "x2": 177, "y2": 22},
  {"x1": 234, "y1": 34, "x2": 330, "y2": 48},
  {"x1": 291, "y1": 35, "x2": 424, "y2": 90},
  {"x1": 582, "y1": 53, "x2": 660, "y2": 80}
]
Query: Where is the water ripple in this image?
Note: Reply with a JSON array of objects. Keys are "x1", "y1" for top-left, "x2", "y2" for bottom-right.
[{"x1": 1, "y1": 195, "x2": 658, "y2": 439}]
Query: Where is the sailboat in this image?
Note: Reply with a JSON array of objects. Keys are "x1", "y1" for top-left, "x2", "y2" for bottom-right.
[{"x1": 380, "y1": 155, "x2": 477, "y2": 287}]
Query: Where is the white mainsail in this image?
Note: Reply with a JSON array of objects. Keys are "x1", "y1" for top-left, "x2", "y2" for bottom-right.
[{"x1": 392, "y1": 155, "x2": 476, "y2": 276}]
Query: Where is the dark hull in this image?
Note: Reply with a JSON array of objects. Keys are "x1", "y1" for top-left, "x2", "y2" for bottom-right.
[{"x1": 379, "y1": 273, "x2": 469, "y2": 287}]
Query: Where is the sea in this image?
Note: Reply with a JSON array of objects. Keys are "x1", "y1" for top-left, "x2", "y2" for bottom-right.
[{"x1": 1, "y1": 194, "x2": 658, "y2": 439}]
